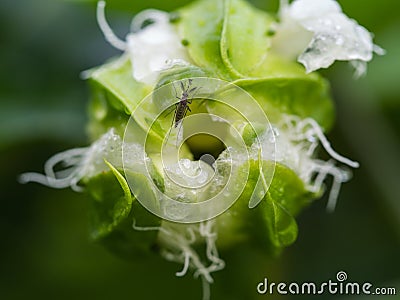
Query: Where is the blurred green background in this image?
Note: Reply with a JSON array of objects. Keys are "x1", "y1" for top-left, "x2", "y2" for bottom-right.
[{"x1": 0, "y1": 0, "x2": 399, "y2": 299}]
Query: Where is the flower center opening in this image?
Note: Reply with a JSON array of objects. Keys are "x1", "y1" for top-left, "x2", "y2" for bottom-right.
[{"x1": 185, "y1": 133, "x2": 226, "y2": 163}]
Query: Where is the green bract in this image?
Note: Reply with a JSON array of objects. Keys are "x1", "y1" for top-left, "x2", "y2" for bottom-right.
[
  {"x1": 84, "y1": 0, "x2": 334, "y2": 256},
  {"x1": 87, "y1": 58, "x2": 149, "y2": 140},
  {"x1": 215, "y1": 160, "x2": 316, "y2": 253},
  {"x1": 86, "y1": 161, "x2": 161, "y2": 258}
]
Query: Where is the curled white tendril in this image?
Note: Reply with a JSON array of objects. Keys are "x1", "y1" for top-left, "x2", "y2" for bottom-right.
[
  {"x1": 257, "y1": 114, "x2": 359, "y2": 212},
  {"x1": 132, "y1": 219, "x2": 223, "y2": 300},
  {"x1": 19, "y1": 128, "x2": 123, "y2": 191},
  {"x1": 149, "y1": 220, "x2": 224, "y2": 300}
]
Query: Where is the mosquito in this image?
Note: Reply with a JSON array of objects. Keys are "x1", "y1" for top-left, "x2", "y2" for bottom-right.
[{"x1": 164, "y1": 79, "x2": 199, "y2": 147}]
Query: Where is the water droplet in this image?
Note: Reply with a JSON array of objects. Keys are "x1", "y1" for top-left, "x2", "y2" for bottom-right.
[
  {"x1": 163, "y1": 201, "x2": 188, "y2": 220},
  {"x1": 336, "y1": 37, "x2": 344, "y2": 46},
  {"x1": 181, "y1": 158, "x2": 191, "y2": 169},
  {"x1": 197, "y1": 172, "x2": 207, "y2": 183}
]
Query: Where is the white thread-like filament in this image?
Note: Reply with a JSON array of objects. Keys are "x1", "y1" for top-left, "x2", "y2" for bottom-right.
[
  {"x1": 175, "y1": 251, "x2": 191, "y2": 277},
  {"x1": 157, "y1": 220, "x2": 224, "y2": 300},
  {"x1": 18, "y1": 147, "x2": 88, "y2": 192},
  {"x1": 96, "y1": 1, "x2": 126, "y2": 51},
  {"x1": 305, "y1": 118, "x2": 359, "y2": 168},
  {"x1": 130, "y1": 9, "x2": 169, "y2": 32}
]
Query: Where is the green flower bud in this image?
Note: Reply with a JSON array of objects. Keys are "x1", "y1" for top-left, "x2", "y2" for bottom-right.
[{"x1": 20, "y1": 0, "x2": 383, "y2": 298}]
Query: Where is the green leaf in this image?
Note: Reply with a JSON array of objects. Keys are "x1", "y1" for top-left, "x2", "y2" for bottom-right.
[
  {"x1": 264, "y1": 198, "x2": 299, "y2": 249},
  {"x1": 124, "y1": 170, "x2": 162, "y2": 217},
  {"x1": 87, "y1": 58, "x2": 161, "y2": 141},
  {"x1": 87, "y1": 80, "x2": 130, "y2": 140},
  {"x1": 86, "y1": 160, "x2": 132, "y2": 241},
  {"x1": 177, "y1": 0, "x2": 234, "y2": 79},
  {"x1": 260, "y1": 162, "x2": 314, "y2": 249},
  {"x1": 235, "y1": 68, "x2": 335, "y2": 131},
  {"x1": 87, "y1": 59, "x2": 164, "y2": 151},
  {"x1": 89, "y1": 57, "x2": 150, "y2": 114},
  {"x1": 221, "y1": 0, "x2": 275, "y2": 76},
  {"x1": 104, "y1": 160, "x2": 132, "y2": 204},
  {"x1": 86, "y1": 58, "x2": 146, "y2": 140},
  {"x1": 216, "y1": 160, "x2": 316, "y2": 253},
  {"x1": 155, "y1": 64, "x2": 212, "y2": 91},
  {"x1": 85, "y1": 160, "x2": 161, "y2": 259}
]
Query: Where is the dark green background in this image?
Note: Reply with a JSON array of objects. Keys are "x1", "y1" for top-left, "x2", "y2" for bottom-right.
[{"x1": 0, "y1": 0, "x2": 399, "y2": 299}]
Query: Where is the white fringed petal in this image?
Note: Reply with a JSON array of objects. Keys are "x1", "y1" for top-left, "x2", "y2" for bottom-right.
[
  {"x1": 272, "y1": 0, "x2": 384, "y2": 76},
  {"x1": 97, "y1": 2, "x2": 189, "y2": 85},
  {"x1": 126, "y1": 10, "x2": 189, "y2": 84}
]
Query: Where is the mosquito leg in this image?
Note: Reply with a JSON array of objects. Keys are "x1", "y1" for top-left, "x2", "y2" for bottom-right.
[
  {"x1": 197, "y1": 99, "x2": 207, "y2": 107},
  {"x1": 191, "y1": 86, "x2": 202, "y2": 100},
  {"x1": 175, "y1": 120, "x2": 184, "y2": 148},
  {"x1": 164, "y1": 103, "x2": 178, "y2": 146},
  {"x1": 175, "y1": 106, "x2": 190, "y2": 148},
  {"x1": 172, "y1": 81, "x2": 179, "y2": 99},
  {"x1": 164, "y1": 104, "x2": 177, "y2": 118}
]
